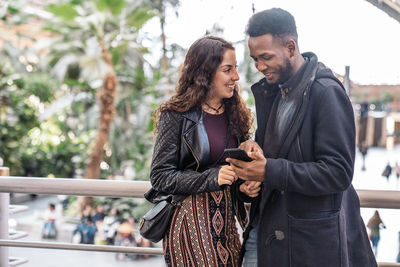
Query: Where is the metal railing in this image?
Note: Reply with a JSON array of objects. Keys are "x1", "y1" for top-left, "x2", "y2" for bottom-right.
[
  {"x1": 0, "y1": 173, "x2": 400, "y2": 266},
  {"x1": 0, "y1": 170, "x2": 162, "y2": 267}
]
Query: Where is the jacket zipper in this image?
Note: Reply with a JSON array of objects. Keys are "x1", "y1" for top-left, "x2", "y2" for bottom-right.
[{"x1": 183, "y1": 137, "x2": 200, "y2": 171}]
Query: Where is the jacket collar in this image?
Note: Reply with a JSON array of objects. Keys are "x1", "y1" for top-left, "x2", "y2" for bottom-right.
[
  {"x1": 182, "y1": 106, "x2": 202, "y2": 123},
  {"x1": 274, "y1": 52, "x2": 319, "y2": 158},
  {"x1": 279, "y1": 56, "x2": 309, "y2": 99}
]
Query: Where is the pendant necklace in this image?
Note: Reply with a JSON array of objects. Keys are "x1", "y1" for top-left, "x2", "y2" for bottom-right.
[{"x1": 205, "y1": 102, "x2": 224, "y2": 114}]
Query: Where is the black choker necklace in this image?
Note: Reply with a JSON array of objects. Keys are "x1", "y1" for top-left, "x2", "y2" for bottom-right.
[{"x1": 205, "y1": 102, "x2": 224, "y2": 114}]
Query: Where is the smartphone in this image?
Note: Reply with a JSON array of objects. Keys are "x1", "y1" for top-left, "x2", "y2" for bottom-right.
[{"x1": 223, "y1": 148, "x2": 253, "y2": 162}]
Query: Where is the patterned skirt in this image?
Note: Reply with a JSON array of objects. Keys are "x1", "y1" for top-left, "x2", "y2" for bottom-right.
[{"x1": 163, "y1": 186, "x2": 241, "y2": 267}]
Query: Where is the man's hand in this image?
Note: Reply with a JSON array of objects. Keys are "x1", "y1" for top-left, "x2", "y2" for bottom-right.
[
  {"x1": 239, "y1": 140, "x2": 263, "y2": 154},
  {"x1": 217, "y1": 165, "x2": 238, "y2": 186},
  {"x1": 226, "y1": 150, "x2": 266, "y2": 182},
  {"x1": 239, "y1": 181, "x2": 262, "y2": 197}
]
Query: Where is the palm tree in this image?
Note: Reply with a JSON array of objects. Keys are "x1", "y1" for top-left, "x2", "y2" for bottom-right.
[{"x1": 41, "y1": 0, "x2": 157, "y2": 210}]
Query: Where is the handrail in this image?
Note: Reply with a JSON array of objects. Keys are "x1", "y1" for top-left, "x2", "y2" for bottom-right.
[
  {"x1": 0, "y1": 177, "x2": 400, "y2": 209},
  {"x1": 357, "y1": 189, "x2": 400, "y2": 209},
  {"x1": 379, "y1": 264, "x2": 400, "y2": 267},
  {"x1": 0, "y1": 240, "x2": 163, "y2": 254},
  {"x1": 0, "y1": 176, "x2": 151, "y2": 198}
]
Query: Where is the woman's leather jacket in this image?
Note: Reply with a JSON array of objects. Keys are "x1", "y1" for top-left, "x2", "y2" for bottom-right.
[{"x1": 149, "y1": 107, "x2": 247, "y2": 228}]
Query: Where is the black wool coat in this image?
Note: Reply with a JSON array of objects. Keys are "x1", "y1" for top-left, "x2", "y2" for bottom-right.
[{"x1": 249, "y1": 52, "x2": 376, "y2": 267}]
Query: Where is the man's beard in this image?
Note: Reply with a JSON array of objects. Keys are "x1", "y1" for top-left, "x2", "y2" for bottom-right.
[{"x1": 276, "y1": 58, "x2": 293, "y2": 85}]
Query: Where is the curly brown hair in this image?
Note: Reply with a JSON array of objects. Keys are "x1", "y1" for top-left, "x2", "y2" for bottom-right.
[{"x1": 155, "y1": 36, "x2": 253, "y2": 140}]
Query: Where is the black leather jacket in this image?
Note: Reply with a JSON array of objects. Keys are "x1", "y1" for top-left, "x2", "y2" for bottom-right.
[{"x1": 149, "y1": 107, "x2": 247, "y2": 227}]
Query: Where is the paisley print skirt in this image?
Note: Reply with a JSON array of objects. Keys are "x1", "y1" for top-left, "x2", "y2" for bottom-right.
[{"x1": 163, "y1": 186, "x2": 241, "y2": 267}]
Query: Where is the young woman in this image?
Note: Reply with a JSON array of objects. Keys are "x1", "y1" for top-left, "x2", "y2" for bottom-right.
[{"x1": 150, "y1": 36, "x2": 255, "y2": 266}]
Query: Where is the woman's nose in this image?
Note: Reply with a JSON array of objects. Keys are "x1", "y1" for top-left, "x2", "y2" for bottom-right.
[{"x1": 232, "y1": 68, "x2": 239, "y2": 81}]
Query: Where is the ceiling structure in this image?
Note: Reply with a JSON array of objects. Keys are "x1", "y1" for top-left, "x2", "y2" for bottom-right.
[{"x1": 365, "y1": 0, "x2": 400, "y2": 23}]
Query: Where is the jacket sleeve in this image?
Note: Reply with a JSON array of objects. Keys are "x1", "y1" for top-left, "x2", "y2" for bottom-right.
[
  {"x1": 150, "y1": 111, "x2": 221, "y2": 195},
  {"x1": 264, "y1": 84, "x2": 355, "y2": 196}
]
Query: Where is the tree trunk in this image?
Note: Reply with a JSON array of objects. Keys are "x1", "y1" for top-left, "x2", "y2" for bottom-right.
[
  {"x1": 160, "y1": 5, "x2": 168, "y2": 70},
  {"x1": 78, "y1": 44, "x2": 117, "y2": 214}
]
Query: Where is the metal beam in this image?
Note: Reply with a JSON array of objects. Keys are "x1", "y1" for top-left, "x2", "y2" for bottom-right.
[
  {"x1": 2, "y1": 177, "x2": 400, "y2": 209},
  {"x1": 365, "y1": 0, "x2": 400, "y2": 23},
  {"x1": 379, "y1": 263, "x2": 400, "y2": 267},
  {"x1": 0, "y1": 177, "x2": 151, "y2": 198},
  {"x1": 0, "y1": 240, "x2": 163, "y2": 255},
  {"x1": 357, "y1": 189, "x2": 400, "y2": 209}
]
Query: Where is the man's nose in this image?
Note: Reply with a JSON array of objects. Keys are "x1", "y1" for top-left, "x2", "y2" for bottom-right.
[{"x1": 256, "y1": 61, "x2": 267, "y2": 72}]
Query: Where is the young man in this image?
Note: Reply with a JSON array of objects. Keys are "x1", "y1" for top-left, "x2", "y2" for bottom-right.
[{"x1": 228, "y1": 8, "x2": 376, "y2": 267}]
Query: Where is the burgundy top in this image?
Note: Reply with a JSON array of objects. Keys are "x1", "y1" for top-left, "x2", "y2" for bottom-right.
[{"x1": 202, "y1": 111, "x2": 238, "y2": 166}]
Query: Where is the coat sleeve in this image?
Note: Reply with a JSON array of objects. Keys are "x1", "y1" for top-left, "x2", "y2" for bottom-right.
[
  {"x1": 264, "y1": 84, "x2": 355, "y2": 196},
  {"x1": 150, "y1": 111, "x2": 221, "y2": 195}
]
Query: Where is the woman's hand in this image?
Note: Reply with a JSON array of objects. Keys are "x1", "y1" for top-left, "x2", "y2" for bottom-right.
[
  {"x1": 239, "y1": 181, "x2": 262, "y2": 198},
  {"x1": 218, "y1": 165, "x2": 238, "y2": 186}
]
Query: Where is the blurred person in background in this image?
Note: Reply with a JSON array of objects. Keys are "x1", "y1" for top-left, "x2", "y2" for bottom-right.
[{"x1": 367, "y1": 210, "x2": 386, "y2": 257}]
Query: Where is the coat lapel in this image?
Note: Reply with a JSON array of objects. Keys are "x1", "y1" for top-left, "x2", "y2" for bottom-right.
[
  {"x1": 252, "y1": 79, "x2": 269, "y2": 148},
  {"x1": 182, "y1": 110, "x2": 210, "y2": 169}
]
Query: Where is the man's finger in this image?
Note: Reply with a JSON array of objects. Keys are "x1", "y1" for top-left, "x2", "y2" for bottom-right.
[
  {"x1": 248, "y1": 151, "x2": 264, "y2": 160},
  {"x1": 226, "y1": 158, "x2": 246, "y2": 168},
  {"x1": 228, "y1": 163, "x2": 248, "y2": 179}
]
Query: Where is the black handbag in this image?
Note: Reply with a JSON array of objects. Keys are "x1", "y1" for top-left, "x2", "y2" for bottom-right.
[{"x1": 139, "y1": 190, "x2": 186, "y2": 243}]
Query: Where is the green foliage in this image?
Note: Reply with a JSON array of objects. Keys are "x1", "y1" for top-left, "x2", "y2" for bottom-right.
[
  {"x1": 126, "y1": 7, "x2": 156, "y2": 29},
  {"x1": 380, "y1": 92, "x2": 394, "y2": 104},
  {"x1": 110, "y1": 43, "x2": 128, "y2": 66},
  {"x1": 2, "y1": 0, "x2": 181, "y2": 216},
  {"x1": 46, "y1": 4, "x2": 79, "y2": 21},
  {"x1": 94, "y1": 0, "x2": 126, "y2": 15},
  {"x1": 37, "y1": 0, "x2": 167, "y2": 181},
  {"x1": 20, "y1": 120, "x2": 93, "y2": 177}
]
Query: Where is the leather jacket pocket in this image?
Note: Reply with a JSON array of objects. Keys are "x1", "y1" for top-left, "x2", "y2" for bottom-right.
[{"x1": 288, "y1": 212, "x2": 341, "y2": 267}]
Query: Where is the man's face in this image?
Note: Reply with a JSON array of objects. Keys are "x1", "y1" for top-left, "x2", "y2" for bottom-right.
[{"x1": 248, "y1": 34, "x2": 293, "y2": 85}]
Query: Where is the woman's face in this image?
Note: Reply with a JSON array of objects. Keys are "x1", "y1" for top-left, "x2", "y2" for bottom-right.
[{"x1": 210, "y1": 49, "x2": 239, "y2": 101}]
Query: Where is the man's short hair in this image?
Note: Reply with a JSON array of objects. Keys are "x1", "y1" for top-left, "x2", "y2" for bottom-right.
[{"x1": 246, "y1": 8, "x2": 298, "y2": 40}]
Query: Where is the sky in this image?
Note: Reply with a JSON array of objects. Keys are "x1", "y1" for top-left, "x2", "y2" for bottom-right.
[{"x1": 143, "y1": 0, "x2": 400, "y2": 85}]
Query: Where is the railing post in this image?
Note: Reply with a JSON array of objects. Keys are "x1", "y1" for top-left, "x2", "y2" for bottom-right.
[{"x1": 0, "y1": 167, "x2": 10, "y2": 267}]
